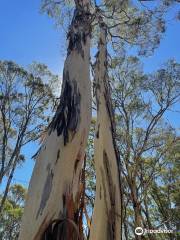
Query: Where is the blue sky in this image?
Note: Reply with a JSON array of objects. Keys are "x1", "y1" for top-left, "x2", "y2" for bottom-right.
[
  {"x1": 0, "y1": 0, "x2": 65, "y2": 75},
  {"x1": 0, "y1": 0, "x2": 179, "y2": 188}
]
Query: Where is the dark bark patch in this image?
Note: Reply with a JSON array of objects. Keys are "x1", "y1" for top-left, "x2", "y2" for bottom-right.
[
  {"x1": 68, "y1": 30, "x2": 85, "y2": 58},
  {"x1": 96, "y1": 124, "x2": 100, "y2": 138},
  {"x1": 74, "y1": 149, "x2": 82, "y2": 173},
  {"x1": 67, "y1": 8, "x2": 91, "y2": 57},
  {"x1": 49, "y1": 71, "x2": 81, "y2": 145},
  {"x1": 103, "y1": 150, "x2": 116, "y2": 240},
  {"x1": 101, "y1": 165, "x2": 116, "y2": 240},
  {"x1": 74, "y1": 159, "x2": 80, "y2": 173},
  {"x1": 100, "y1": 167, "x2": 108, "y2": 211},
  {"x1": 55, "y1": 149, "x2": 60, "y2": 164},
  {"x1": 62, "y1": 194, "x2": 66, "y2": 209},
  {"x1": 36, "y1": 169, "x2": 54, "y2": 219}
]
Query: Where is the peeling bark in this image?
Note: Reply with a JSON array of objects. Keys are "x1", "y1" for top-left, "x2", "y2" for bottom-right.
[
  {"x1": 89, "y1": 24, "x2": 122, "y2": 240},
  {"x1": 49, "y1": 75, "x2": 81, "y2": 145},
  {"x1": 103, "y1": 150, "x2": 116, "y2": 240},
  {"x1": 19, "y1": 1, "x2": 91, "y2": 239}
]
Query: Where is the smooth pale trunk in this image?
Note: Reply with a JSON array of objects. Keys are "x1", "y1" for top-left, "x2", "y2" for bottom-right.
[
  {"x1": 90, "y1": 26, "x2": 122, "y2": 240},
  {"x1": 19, "y1": 1, "x2": 91, "y2": 239}
]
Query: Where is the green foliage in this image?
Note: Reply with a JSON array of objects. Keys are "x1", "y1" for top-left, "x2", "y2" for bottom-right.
[
  {"x1": 151, "y1": 140, "x2": 180, "y2": 233},
  {"x1": 40, "y1": 0, "x2": 74, "y2": 27},
  {"x1": 0, "y1": 184, "x2": 26, "y2": 240}
]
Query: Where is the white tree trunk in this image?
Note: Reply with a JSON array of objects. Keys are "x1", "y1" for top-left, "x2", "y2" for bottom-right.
[
  {"x1": 19, "y1": 1, "x2": 91, "y2": 239},
  {"x1": 90, "y1": 25, "x2": 122, "y2": 240}
]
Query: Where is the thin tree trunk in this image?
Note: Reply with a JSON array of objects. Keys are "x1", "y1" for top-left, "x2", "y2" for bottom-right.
[
  {"x1": 130, "y1": 182, "x2": 145, "y2": 240},
  {"x1": 19, "y1": 1, "x2": 91, "y2": 239},
  {"x1": 143, "y1": 197, "x2": 155, "y2": 240},
  {"x1": 89, "y1": 24, "x2": 122, "y2": 240},
  {"x1": 0, "y1": 157, "x2": 17, "y2": 214}
]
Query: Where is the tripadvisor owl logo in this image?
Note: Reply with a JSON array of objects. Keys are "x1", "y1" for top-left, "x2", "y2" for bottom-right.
[
  {"x1": 135, "y1": 227, "x2": 144, "y2": 236},
  {"x1": 135, "y1": 227, "x2": 174, "y2": 236}
]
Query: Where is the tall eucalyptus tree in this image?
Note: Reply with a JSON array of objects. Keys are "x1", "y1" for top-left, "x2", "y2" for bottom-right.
[
  {"x1": 19, "y1": 0, "x2": 179, "y2": 239},
  {"x1": 19, "y1": 0, "x2": 92, "y2": 239}
]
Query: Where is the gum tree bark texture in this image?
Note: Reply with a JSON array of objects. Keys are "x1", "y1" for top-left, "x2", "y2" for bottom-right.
[
  {"x1": 90, "y1": 25, "x2": 122, "y2": 240},
  {"x1": 19, "y1": 1, "x2": 91, "y2": 239}
]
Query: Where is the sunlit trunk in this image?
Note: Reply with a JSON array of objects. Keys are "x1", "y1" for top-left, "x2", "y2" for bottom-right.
[
  {"x1": 90, "y1": 24, "x2": 122, "y2": 240},
  {"x1": 19, "y1": 1, "x2": 91, "y2": 239}
]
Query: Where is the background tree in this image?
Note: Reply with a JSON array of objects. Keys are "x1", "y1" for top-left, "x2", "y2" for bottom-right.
[
  {"x1": 109, "y1": 56, "x2": 180, "y2": 239},
  {"x1": 0, "y1": 61, "x2": 58, "y2": 212},
  {"x1": 0, "y1": 184, "x2": 26, "y2": 240},
  {"x1": 148, "y1": 138, "x2": 180, "y2": 240}
]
